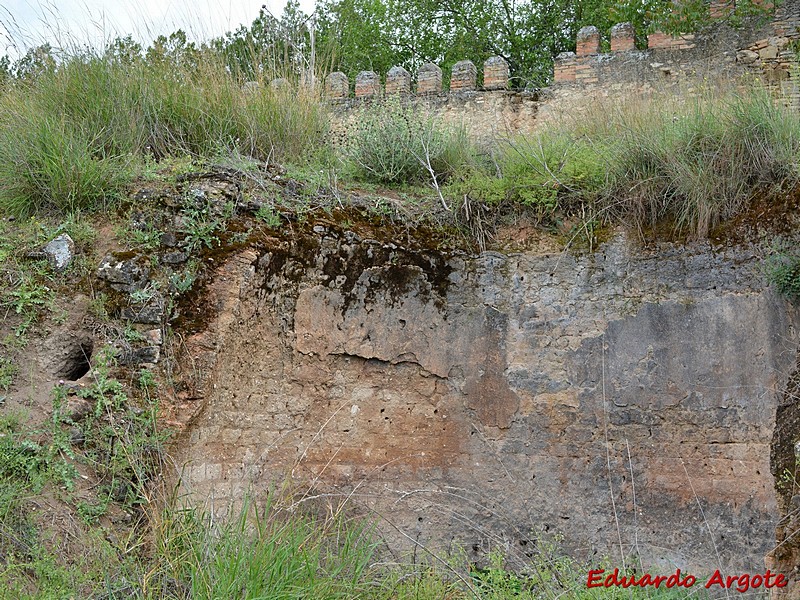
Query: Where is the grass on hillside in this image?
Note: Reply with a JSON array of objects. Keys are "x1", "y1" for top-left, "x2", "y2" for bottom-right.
[
  {"x1": 443, "y1": 85, "x2": 800, "y2": 240},
  {"x1": 0, "y1": 41, "x2": 328, "y2": 217}
]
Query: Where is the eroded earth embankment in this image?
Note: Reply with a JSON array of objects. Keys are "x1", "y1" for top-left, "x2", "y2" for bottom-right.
[{"x1": 173, "y1": 219, "x2": 800, "y2": 578}]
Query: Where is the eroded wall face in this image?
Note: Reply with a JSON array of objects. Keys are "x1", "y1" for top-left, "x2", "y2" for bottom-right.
[{"x1": 180, "y1": 230, "x2": 798, "y2": 572}]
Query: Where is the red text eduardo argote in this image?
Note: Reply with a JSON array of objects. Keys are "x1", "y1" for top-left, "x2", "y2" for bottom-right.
[{"x1": 587, "y1": 568, "x2": 788, "y2": 593}]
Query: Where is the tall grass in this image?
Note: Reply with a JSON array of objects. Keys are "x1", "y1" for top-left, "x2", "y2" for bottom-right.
[
  {"x1": 145, "y1": 494, "x2": 378, "y2": 600},
  {"x1": 463, "y1": 86, "x2": 800, "y2": 238},
  {"x1": 607, "y1": 88, "x2": 799, "y2": 236},
  {"x1": 0, "y1": 43, "x2": 328, "y2": 217}
]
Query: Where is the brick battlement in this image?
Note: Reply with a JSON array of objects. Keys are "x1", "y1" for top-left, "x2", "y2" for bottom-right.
[
  {"x1": 308, "y1": 0, "x2": 800, "y2": 141},
  {"x1": 321, "y1": 56, "x2": 510, "y2": 99},
  {"x1": 310, "y1": 0, "x2": 798, "y2": 104}
]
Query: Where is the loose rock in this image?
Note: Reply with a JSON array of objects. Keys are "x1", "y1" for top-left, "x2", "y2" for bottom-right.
[{"x1": 43, "y1": 234, "x2": 75, "y2": 271}]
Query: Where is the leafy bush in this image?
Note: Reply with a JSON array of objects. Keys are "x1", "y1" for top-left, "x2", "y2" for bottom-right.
[
  {"x1": 503, "y1": 134, "x2": 610, "y2": 206},
  {"x1": 341, "y1": 98, "x2": 475, "y2": 185},
  {"x1": 0, "y1": 407, "x2": 77, "y2": 493}
]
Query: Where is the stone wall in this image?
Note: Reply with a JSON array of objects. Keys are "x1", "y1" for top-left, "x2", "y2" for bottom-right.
[
  {"x1": 320, "y1": 0, "x2": 800, "y2": 141},
  {"x1": 177, "y1": 226, "x2": 800, "y2": 575}
]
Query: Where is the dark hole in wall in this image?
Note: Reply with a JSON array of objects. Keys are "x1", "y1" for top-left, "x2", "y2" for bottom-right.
[{"x1": 57, "y1": 338, "x2": 94, "y2": 381}]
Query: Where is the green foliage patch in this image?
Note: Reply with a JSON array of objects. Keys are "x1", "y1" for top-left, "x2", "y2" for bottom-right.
[
  {"x1": 340, "y1": 99, "x2": 476, "y2": 185},
  {"x1": 766, "y1": 237, "x2": 800, "y2": 300},
  {"x1": 0, "y1": 38, "x2": 328, "y2": 218}
]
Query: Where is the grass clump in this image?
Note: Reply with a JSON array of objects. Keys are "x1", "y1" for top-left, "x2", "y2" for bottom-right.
[
  {"x1": 340, "y1": 98, "x2": 477, "y2": 186},
  {"x1": 452, "y1": 133, "x2": 610, "y2": 226},
  {"x1": 453, "y1": 86, "x2": 800, "y2": 240},
  {"x1": 0, "y1": 39, "x2": 328, "y2": 218},
  {"x1": 606, "y1": 88, "x2": 799, "y2": 237},
  {"x1": 147, "y1": 495, "x2": 378, "y2": 599}
]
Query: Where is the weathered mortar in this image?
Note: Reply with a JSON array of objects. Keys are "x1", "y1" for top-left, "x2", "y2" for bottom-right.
[{"x1": 177, "y1": 227, "x2": 800, "y2": 573}]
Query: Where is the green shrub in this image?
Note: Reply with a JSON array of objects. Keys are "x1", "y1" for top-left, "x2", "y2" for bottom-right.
[
  {"x1": 449, "y1": 132, "x2": 610, "y2": 224},
  {"x1": 766, "y1": 238, "x2": 800, "y2": 300},
  {"x1": 503, "y1": 134, "x2": 610, "y2": 206},
  {"x1": 341, "y1": 98, "x2": 474, "y2": 185}
]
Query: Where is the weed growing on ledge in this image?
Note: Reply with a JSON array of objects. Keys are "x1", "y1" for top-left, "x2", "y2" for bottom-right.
[
  {"x1": 255, "y1": 203, "x2": 282, "y2": 227},
  {"x1": 766, "y1": 237, "x2": 800, "y2": 300}
]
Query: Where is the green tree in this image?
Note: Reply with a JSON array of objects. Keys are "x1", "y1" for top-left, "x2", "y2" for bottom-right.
[
  {"x1": 213, "y1": 1, "x2": 316, "y2": 81},
  {"x1": 213, "y1": 0, "x2": 772, "y2": 89}
]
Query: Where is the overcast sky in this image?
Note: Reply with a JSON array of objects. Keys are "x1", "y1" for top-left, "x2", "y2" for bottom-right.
[{"x1": 0, "y1": 0, "x2": 316, "y2": 58}]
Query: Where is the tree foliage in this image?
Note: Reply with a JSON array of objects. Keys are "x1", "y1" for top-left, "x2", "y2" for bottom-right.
[
  {"x1": 311, "y1": 0, "x2": 770, "y2": 87},
  {"x1": 1, "y1": 0, "x2": 768, "y2": 90}
]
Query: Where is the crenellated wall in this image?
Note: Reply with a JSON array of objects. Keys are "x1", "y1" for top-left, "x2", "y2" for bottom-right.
[{"x1": 314, "y1": 0, "x2": 800, "y2": 141}]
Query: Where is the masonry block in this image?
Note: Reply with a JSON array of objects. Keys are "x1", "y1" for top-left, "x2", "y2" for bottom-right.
[
  {"x1": 354, "y1": 71, "x2": 380, "y2": 97},
  {"x1": 385, "y1": 65, "x2": 411, "y2": 95},
  {"x1": 270, "y1": 77, "x2": 288, "y2": 90},
  {"x1": 576, "y1": 26, "x2": 600, "y2": 56},
  {"x1": 553, "y1": 51, "x2": 577, "y2": 83},
  {"x1": 483, "y1": 56, "x2": 509, "y2": 90},
  {"x1": 450, "y1": 60, "x2": 477, "y2": 92},
  {"x1": 610, "y1": 22, "x2": 635, "y2": 52},
  {"x1": 325, "y1": 71, "x2": 349, "y2": 99},
  {"x1": 648, "y1": 31, "x2": 696, "y2": 50},
  {"x1": 709, "y1": 0, "x2": 733, "y2": 18},
  {"x1": 417, "y1": 62, "x2": 442, "y2": 94}
]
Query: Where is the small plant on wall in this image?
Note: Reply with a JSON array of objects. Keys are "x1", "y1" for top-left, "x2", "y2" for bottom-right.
[{"x1": 766, "y1": 237, "x2": 800, "y2": 300}]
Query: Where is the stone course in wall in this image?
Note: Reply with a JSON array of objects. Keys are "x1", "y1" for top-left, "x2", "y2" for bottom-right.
[
  {"x1": 645, "y1": 31, "x2": 697, "y2": 50},
  {"x1": 710, "y1": 0, "x2": 734, "y2": 18},
  {"x1": 176, "y1": 225, "x2": 800, "y2": 577}
]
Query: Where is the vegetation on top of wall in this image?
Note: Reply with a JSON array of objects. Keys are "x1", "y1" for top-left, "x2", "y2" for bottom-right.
[
  {"x1": 0, "y1": 37, "x2": 327, "y2": 217},
  {"x1": 439, "y1": 86, "x2": 800, "y2": 241},
  {"x1": 338, "y1": 98, "x2": 478, "y2": 185}
]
